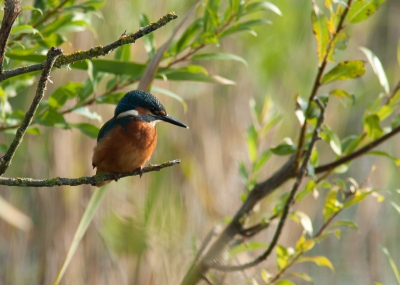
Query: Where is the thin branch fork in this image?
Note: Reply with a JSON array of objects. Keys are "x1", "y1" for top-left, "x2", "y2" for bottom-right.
[{"x1": 0, "y1": 160, "x2": 180, "y2": 187}]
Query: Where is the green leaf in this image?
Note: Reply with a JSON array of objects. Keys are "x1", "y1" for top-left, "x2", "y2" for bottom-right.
[
  {"x1": 229, "y1": 241, "x2": 268, "y2": 256},
  {"x1": 204, "y1": 0, "x2": 221, "y2": 32},
  {"x1": 381, "y1": 246, "x2": 400, "y2": 284},
  {"x1": 342, "y1": 134, "x2": 363, "y2": 155},
  {"x1": 321, "y1": 60, "x2": 366, "y2": 84},
  {"x1": 219, "y1": 19, "x2": 272, "y2": 38},
  {"x1": 48, "y1": 82, "x2": 83, "y2": 109},
  {"x1": 253, "y1": 150, "x2": 272, "y2": 173},
  {"x1": 360, "y1": 47, "x2": 390, "y2": 95},
  {"x1": 245, "y1": 2, "x2": 282, "y2": 16},
  {"x1": 139, "y1": 14, "x2": 155, "y2": 58},
  {"x1": 22, "y1": 5, "x2": 43, "y2": 15},
  {"x1": 329, "y1": 88, "x2": 354, "y2": 101},
  {"x1": 363, "y1": 114, "x2": 383, "y2": 140},
  {"x1": 290, "y1": 272, "x2": 314, "y2": 283},
  {"x1": 11, "y1": 25, "x2": 40, "y2": 36},
  {"x1": 270, "y1": 138, "x2": 298, "y2": 155},
  {"x1": 298, "y1": 256, "x2": 335, "y2": 272},
  {"x1": 70, "y1": 123, "x2": 99, "y2": 138},
  {"x1": 114, "y1": 44, "x2": 130, "y2": 61},
  {"x1": 276, "y1": 245, "x2": 290, "y2": 270},
  {"x1": 347, "y1": 0, "x2": 386, "y2": 23},
  {"x1": 54, "y1": 187, "x2": 108, "y2": 285},
  {"x1": 323, "y1": 188, "x2": 342, "y2": 222},
  {"x1": 95, "y1": 92, "x2": 126, "y2": 104},
  {"x1": 246, "y1": 125, "x2": 258, "y2": 163},
  {"x1": 160, "y1": 69, "x2": 235, "y2": 84},
  {"x1": 173, "y1": 18, "x2": 203, "y2": 55},
  {"x1": 191, "y1": 52, "x2": 248, "y2": 66},
  {"x1": 296, "y1": 181, "x2": 317, "y2": 202},
  {"x1": 321, "y1": 124, "x2": 342, "y2": 155},
  {"x1": 344, "y1": 190, "x2": 372, "y2": 208},
  {"x1": 328, "y1": 32, "x2": 349, "y2": 61},
  {"x1": 367, "y1": 151, "x2": 400, "y2": 166},
  {"x1": 391, "y1": 202, "x2": 400, "y2": 215},
  {"x1": 311, "y1": 5, "x2": 331, "y2": 66},
  {"x1": 73, "y1": 107, "x2": 102, "y2": 122},
  {"x1": 27, "y1": 126, "x2": 41, "y2": 135},
  {"x1": 238, "y1": 160, "x2": 248, "y2": 181},
  {"x1": 35, "y1": 109, "x2": 68, "y2": 128},
  {"x1": 327, "y1": 219, "x2": 359, "y2": 231},
  {"x1": 150, "y1": 86, "x2": 187, "y2": 112}
]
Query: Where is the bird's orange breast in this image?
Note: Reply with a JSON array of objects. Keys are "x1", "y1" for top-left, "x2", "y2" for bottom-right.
[{"x1": 92, "y1": 119, "x2": 157, "y2": 174}]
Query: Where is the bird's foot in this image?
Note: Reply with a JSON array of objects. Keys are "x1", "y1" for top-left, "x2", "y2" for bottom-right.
[
  {"x1": 137, "y1": 166, "x2": 143, "y2": 178},
  {"x1": 113, "y1": 173, "x2": 122, "y2": 182}
]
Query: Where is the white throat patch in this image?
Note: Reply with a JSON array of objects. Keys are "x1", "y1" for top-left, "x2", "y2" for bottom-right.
[{"x1": 116, "y1": 109, "x2": 139, "y2": 119}]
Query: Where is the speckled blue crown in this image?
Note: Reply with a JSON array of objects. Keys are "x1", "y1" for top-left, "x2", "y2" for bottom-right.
[{"x1": 114, "y1": 90, "x2": 166, "y2": 118}]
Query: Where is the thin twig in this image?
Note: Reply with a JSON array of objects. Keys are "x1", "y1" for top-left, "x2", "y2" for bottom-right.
[
  {"x1": 0, "y1": 159, "x2": 180, "y2": 187},
  {"x1": 209, "y1": 100, "x2": 325, "y2": 272},
  {"x1": 0, "y1": 47, "x2": 63, "y2": 175},
  {"x1": 296, "y1": 0, "x2": 353, "y2": 164},
  {"x1": 0, "y1": 12, "x2": 179, "y2": 83},
  {"x1": 0, "y1": 0, "x2": 22, "y2": 73}
]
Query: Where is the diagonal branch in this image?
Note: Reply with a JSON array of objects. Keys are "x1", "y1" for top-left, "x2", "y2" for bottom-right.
[
  {"x1": 0, "y1": 47, "x2": 63, "y2": 175},
  {"x1": 0, "y1": 12, "x2": 178, "y2": 83},
  {"x1": 209, "y1": 100, "x2": 325, "y2": 272},
  {"x1": 0, "y1": 159, "x2": 180, "y2": 187},
  {"x1": 0, "y1": 0, "x2": 22, "y2": 73}
]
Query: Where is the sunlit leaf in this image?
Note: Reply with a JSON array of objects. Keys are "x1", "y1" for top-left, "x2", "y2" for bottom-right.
[
  {"x1": 380, "y1": 246, "x2": 400, "y2": 284},
  {"x1": 347, "y1": 0, "x2": 386, "y2": 23},
  {"x1": 192, "y1": 52, "x2": 248, "y2": 66},
  {"x1": 323, "y1": 188, "x2": 342, "y2": 222},
  {"x1": 290, "y1": 272, "x2": 314, "y2": 283},
  {"x1": 298, "y1": 256, "x2": 335, "y2": 272},
  {"x1": 363, "y1": 114, "x2": 383, "y2": 140},
  {"x1": 292, "y1": 211, "x2": 313, "y2": 236},
  {"x1": 114, "y1": 44, "x2": 130, "y2": 61},
  {"x1": 27, "y1": 126, "x2": 41, "y2": 135},
  {"x1": 360, "y1": 47, "x2": 390, "y2": 95},
  {"x1": 391, "y1": 114, "x2": 400, "y2": 130},
  {"x1": 321, "y1": 124, "x2": 342, "y2": 155},
  {"x1": 245, "y1": 2, "x2": 282, "y2": 16},
  {"x1": 342, "y1": 134, "x2": 364, "y2": 155},
  {"x1": 270, "y1": 138, "x2": 298, "y2": 155},
  {"x1": 95, "y1": 92, "x2": 125, "y2": 104},
  {"x1": 22, "y1": 5, "x2": 43, "y2": 15},
  {"x1": 296, "y1": 181, "x2": 316, "y2": 202},
  {"x1": 276, "y1": 245, "x2": 290, "y2": 270},
  {"x1": 246, "y1": 125, "x2": 258, "y2": 163},
  {"x1": 329, "y1": 88, "x2": 353, "y2": 101},
  {"x1": 327, "y1": 219, "x2": 359, "y2": 231},
  {"x1": 321, "y1": 60, "x2": 366, "y2": 84},
  {"x1": 344, "y1": 190, "x2": 372, "y2": 208},
  {"x1": 328, "y1": 32, "x2": 349, "y2": 61},
  {"x1": 311, "y1": 4, "x2": 331, "y2": 66},
  {"x1": 73, "y1": 107, "x2": 102, "y2": 122},
  {"x1": 261, "y1": 269, "x2": 271, "y2": 283}
]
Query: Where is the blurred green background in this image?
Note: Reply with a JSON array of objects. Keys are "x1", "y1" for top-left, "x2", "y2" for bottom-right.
[{"x1": 0, "y1": 0, "x2": 399, "y2": 284}]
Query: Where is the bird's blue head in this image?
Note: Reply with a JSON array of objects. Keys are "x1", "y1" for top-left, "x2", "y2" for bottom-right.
[{"x1": 114, "y1": 90, "x2": 188, "y2": 128}]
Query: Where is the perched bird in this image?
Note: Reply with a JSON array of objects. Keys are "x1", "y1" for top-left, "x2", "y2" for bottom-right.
[{"x1": 92, "y1": 90, "x2": 188, "y2": 187}]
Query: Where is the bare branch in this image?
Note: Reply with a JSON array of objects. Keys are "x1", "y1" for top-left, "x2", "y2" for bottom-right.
[
  {"x1": 0, "y1": 0, "x2": 22, "y2": 73},
  {"x1": 0, "y1": 47, "x2": 63, "y2": 175},
  {"x1": 0, "y1": 12, "x2": 179, "y2": 83},
  {"x1": 0, "y1": 159, "x2": 180, "y2": 187}
]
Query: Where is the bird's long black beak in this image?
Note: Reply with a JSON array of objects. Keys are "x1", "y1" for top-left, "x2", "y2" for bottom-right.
[{"x1": 156, "y1": 114, "x2": 188, "y2": 128}]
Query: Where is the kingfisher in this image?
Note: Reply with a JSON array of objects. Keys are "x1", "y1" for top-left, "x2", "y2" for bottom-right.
[{"x1": 92, "y1": 90, "x2": 188, "y2": 187}]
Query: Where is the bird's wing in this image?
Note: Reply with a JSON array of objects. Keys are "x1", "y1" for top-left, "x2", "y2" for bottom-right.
[{"x1": 97, "y1": 118, "x2": 117, "y2": 142}]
